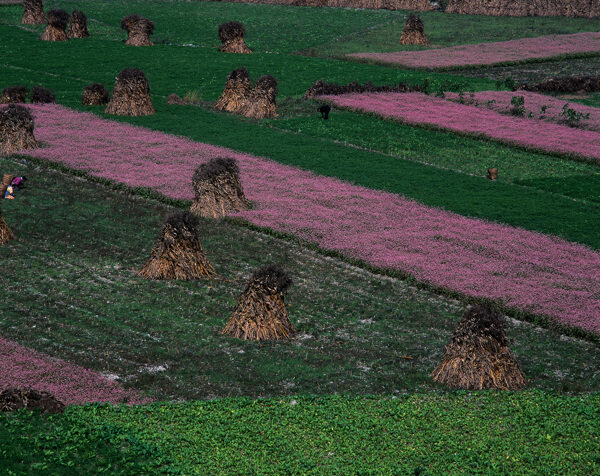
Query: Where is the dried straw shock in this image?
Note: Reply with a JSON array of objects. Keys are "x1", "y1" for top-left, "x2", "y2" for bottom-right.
[
  {"x1": 0, "y1": 388, "x2": 65, "y2": 413},
  {"x1": 121, "y1": 14, "x2": 154, "y2": 46},
  {"x1": 0, "y1": 86, "x2": 28, "y2": 104},
  {"x1": 138, "y1": 211, "x2": 216, "y2": 280},
  {"x1": 190, "y1": 158, "x2": 250, "y2": 218},
  {"x1": 221, "y1": 264, "x2": 295, "y2": 341},
  {"x1": 40, "y1": 9, "x2": 69, "y2": 42},
  {"x1": 21, "y1": 0, "x2": 45, "y2": 25},
  {"x1": 67, "y1": 10, "x2": 90, "y2": 39},
  {"x1": 82, "y1": 83, "x2": 109, "y2": 106},
  {"x1": 0, "y1": 207, "x2": 16, "y2": 245},
  {"x1": 431, "y1": 304, "x2": 525, "y2": 390},
  {"x1": 218, "y1": 21, "x2": 252, "y2": 54},
  {"x1": 105, "y1": 68, "x2": 155, "y2": 116},
  {"x1": 0, "y1": 104, "x2": 38, "y2": 156},
  {"x1": 399, "y1": 14, "x2": 428, "y2": 46},
  {"x1": 241, "y1": 75, "x2": 278, "y2": 119},
  {"x1": 215, "y1": 67, "x2": 252, "y2": 114}
]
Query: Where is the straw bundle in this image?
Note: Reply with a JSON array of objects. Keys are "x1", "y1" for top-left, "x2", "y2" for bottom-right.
[
  {"x1": 105, "y1": 68, "x2": 155, "y2": 116},
  {"x1": 190, "y1": 158, "x2": 250, "y2": 218},
  {"x1": 241, "y1": 74, "x2": 278, "y2": 119},
  {"x1": 82, "y1": 83, "x2": 109, "y2": 106},
  {"x1": 39, "y1": 9, "x2": 68, "y2": 42},
  {"x1": 215, "y1": 67, "x2": 252, "y2": 113},
  {"x1": 0, "y1": 388, "x2": 65, "y2": 413},
  {"x1": 121, "y1": 14, "x2": 154, "y2": 46},
  {"x1": 1, "y1": 86, "x2": 28, "y2": 104},
  {"x1": 21, "y1": 0, "x2": 45, "y2": 25},
  {"x1": 221, "y1": 264, "x2": 295, "y2": 341},
  {"x1": 138, "y1": 211, "x2": 216, "y2": 280},
  {"x1": 0, "y1": 104, "x2": 38, "y2": 156},
  {"x1": 218, "y1": 21, "x2": 252, "y2": 54},
  {"x1": 431, "y1": 304, "x2": 525, "y2": 390},
  {"x1": 67, "y1": 10, "x2": 90, "y2": 39},
  {"x1": 400, "y1": 14, "x2": 428, "y2": 46}
]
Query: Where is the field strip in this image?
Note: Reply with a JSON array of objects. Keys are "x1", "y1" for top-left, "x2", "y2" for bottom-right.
[
  {"x1": 348, "y1": 32, "x2": 600, "y2": 69},
  {"x1": 444, "y1": 90, "x2": 600, "y2": 132},
  {"x1": 0, "y1": 336, "x2": 149, "y2": 405},
  {"x1": 320, "y1": 92, "x2": 600, "y2": 164},
  {"x1": 23, "y1": 104, "x2": 600, "y2": 334}
]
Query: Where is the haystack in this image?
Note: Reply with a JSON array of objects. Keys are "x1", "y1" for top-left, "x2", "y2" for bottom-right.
[
  {"x1": 431, "y1": 304, "x2": 525, "y2": 390},
  {"x1": 191, "y1": 158, "x2": 250, "y2": 218},
  {"x1": 0, "y1": 104, "x2": 38, "y2": 156},
  {"x1": 0, "y1": 388, "x2": 65, "y2": 413},
  {"x1": 82, "y1": 83, "x2": 109, "y2": 106},
  {"x1": 221, "y1": 264, "x2": 295, "y2": 341},
  {"x1": 121, "y1": 14, "x2": 154, "y2": 46},
  {"x1": 138, "y1": 211, "x2": 216, "y2": 280},
  {"x1": 218, "y1": 21, "x2": 252, "y2": 54},
  {"x1": 215, "y1": 67, "x2": 252, "y2": 114},
  {"x1": 0, "y1": 207, "x2": 15, "y2": 245},
  {"x1": 40, "y1": 9, "x2": 69, "y2": 42},
  {"x1": 30, "y1": 86, "x2": 55, "y2": 103},
  {"x1": 105, "y1": 68, "x2": 155, "y2": 116},
  {"x1": 67, "y1": 10, "x2": 90, "y2": 39},
  {"x1": 242, "y1": 75, "x2": 278, "y2": 119},
  {"x1": 1, "y1": 86, "x2": 28, "y2": 104},
  {"x1": 400, "y1": 14, "x2": 428, "y2": 46},
  {"x1": 21, "y1": 0, "x2": 45, "y2": 25}
]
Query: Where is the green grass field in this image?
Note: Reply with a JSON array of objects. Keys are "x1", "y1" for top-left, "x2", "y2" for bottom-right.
[{"x1": 1, "y1": 1, "x2": 599, "y2": 473}]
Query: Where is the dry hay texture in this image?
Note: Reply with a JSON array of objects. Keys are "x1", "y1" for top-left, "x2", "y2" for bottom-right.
[
  {"x1": 431, "y1": 304, "x2": 525, "y2": 390},
  {"x1": 0, "y1": 104, "x2": 38, "y2": 156},
  {"x1": 21, "y1": 0, "x2": 45, "y2": 25},
  {"x1": 221, "y1": 264, "x2": 296, "y2": 341},
  {"x1": 190, "y1": 157, "x2": 251, "y2": 218},
  {"x1": 400, "y1": 14, "x2": 428, "y2": 46},
  {"x1": 0, "y1": 388, "x2": 65, "y2": 413},
  {"x1": 242, "y1": 74, "x2": 279, "y2": 119},
  {"x1": 218, "y1": 21, "x2": 252, "y2": 54},
  {"x1": 30, "y1": 86, "x2": 55, "y2": 103},
  {"x1": 67, "y1": 9, "x2": 90, "y2": 39},
  {"x1": 215, "y1": 67, "x2": 253, "y2": 114},
  {"x1": 121, "y1": 14, "x2": 154, "y2": 46},
  {"x1": 304, "y1": 80, "x2": 413, "y2": 98},
  {"x1": 445, "y1": 0, "x2": 600, "y2": 17},
  {"x1": 138, "y1": 211, "x2": 216, "y2": 280},
  {"x1": 0, "y1": 86, "x2": 28, "y2": 104},
  {"x1": 523, "y1": 75, "x2": 600, "y2": 93},
  {"x1": 0, "y1": 207, "x2": 15, "y2": 245},
  {"x1": 39, "y1": 9, "x2": 68, "y2": 42},
  {"x1": 220, "y1": 0, "x2": 434, "y2": 11},
  {"x1": 105, "y1": 68, "x2": 155, "y2": 116},
  {"x1": 82, "y1": 83, "x2": 109, "y2": 106}
]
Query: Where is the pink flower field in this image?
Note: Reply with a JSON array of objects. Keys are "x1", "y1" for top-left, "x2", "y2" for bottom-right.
[
  {"x1": 0, "y1": 336, "x2": 148, "y2": 405},
  {"x1": 22, "y1": 104, "x2": 600, "y2": 335},
  {"x1": 444, "y1": 90, "x2": 600, "y2": 132},
  {"x1": 320, "y1": 92, "x2": 600, "y2": 163},
  {"x1": 349, "y1": 32, "x2": 600, "y2": 69}
]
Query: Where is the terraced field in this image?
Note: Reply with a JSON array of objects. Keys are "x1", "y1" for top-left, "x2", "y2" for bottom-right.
[{"x1": 0, "y1": 1, "x2": 599, "y2": 473}]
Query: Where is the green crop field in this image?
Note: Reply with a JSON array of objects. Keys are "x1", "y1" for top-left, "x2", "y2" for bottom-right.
[{"x1": 1, "y1": 1, "x2": 599, "y2": 473}]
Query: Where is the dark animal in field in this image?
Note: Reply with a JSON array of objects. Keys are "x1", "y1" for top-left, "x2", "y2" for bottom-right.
[
  {"x1": 318, "y1": 104, "x2": 330, "y2": 120},
  {"x1": 431, "y1": 304, "x2": 525, "y2": 390},
  {"x1": 221, "y1": 264, "x2": 295, "y2": 341},
  {"x1": 39, "y1": 9, "x2": 69, "y2": 42},
  {"x1": 138, "y1": 211, "x2": 216, "y2": 280},
  {"x1": 190, "y1": 158, "x2": 250, "y2": 218}
]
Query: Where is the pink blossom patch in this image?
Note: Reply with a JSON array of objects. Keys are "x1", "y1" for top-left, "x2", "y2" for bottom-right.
[
  {"x1": 320, "y1": 92, "x2": 600, "y2": 164},
  {"x1": 349, "y1": 32, "x2": 600, "y2": 69},
  {"x1": 19, "y1": 104, "x2": 600, "y2": 335},
  {"x1": 0, "y1": 336, "x2": 149, "y2": 406}
]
